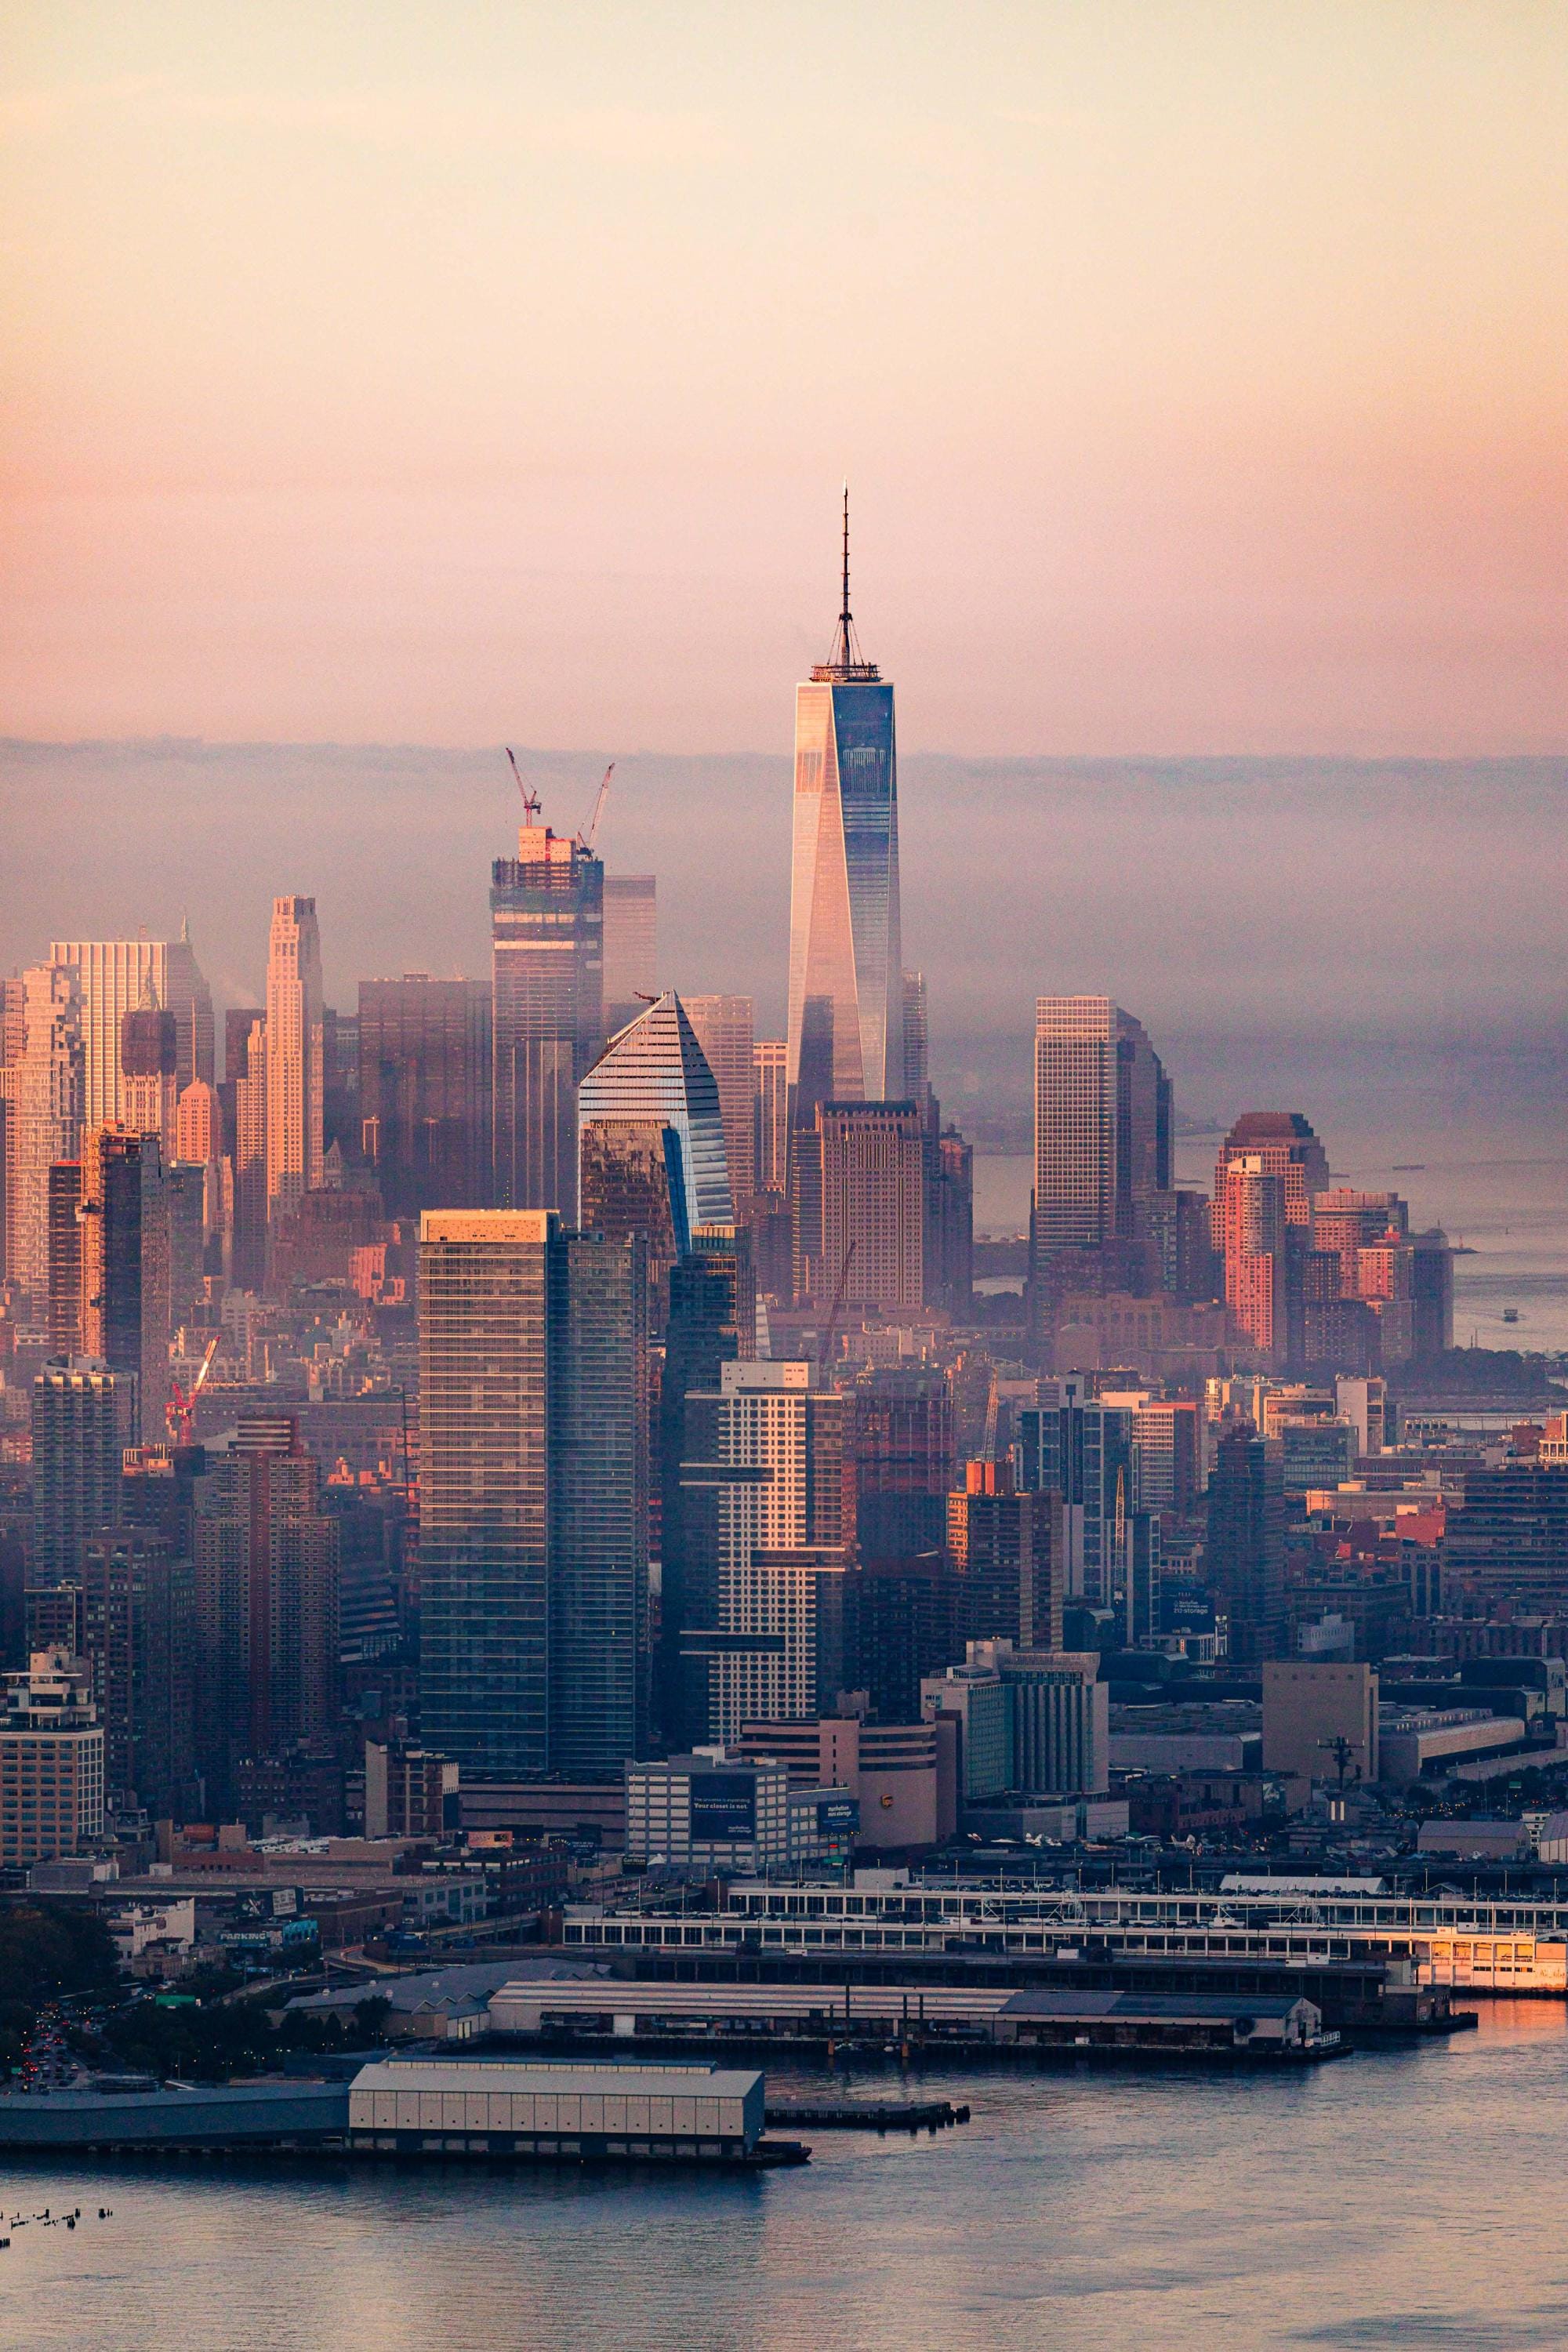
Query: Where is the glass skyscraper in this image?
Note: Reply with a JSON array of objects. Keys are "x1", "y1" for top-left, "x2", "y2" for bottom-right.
[
  {"x1": 491, "y1": 814, "x2": 604, "y2": 1215},
  {"x1": 786, "y1": 494, "x2": 902, "y2": 1118},
  {"x1": 577, "y1": 993, "x2": 733, "y2": 1262},
  {"x1": 418, "y1": 1209, "x2": 648, "y2": 1780}
]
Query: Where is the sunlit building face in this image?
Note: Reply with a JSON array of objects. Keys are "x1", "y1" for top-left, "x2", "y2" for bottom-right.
[{"x1": 786, "y1": 501, "x2": 902, "y2": 1118}]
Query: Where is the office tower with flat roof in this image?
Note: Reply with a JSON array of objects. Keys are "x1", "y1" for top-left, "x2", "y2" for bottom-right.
[
  {"x1": 1032, "y1": 998, "x2": 1171, "y2": 1341},
  {"x1": 688, "y1": 1359, "x2": 846, "y2": 1742},
  {"x1": 931, "y1": 1127, "x2": 975, "y2": 1316},
  {"x1": 0, "y1": 976, "x2": 24, "y2": 1289},
  {"x1": 31, "y1": 1362, "x2": 134, "y2": 1581},
  {"x1": 793, "y1": 1099, "x2": 924, "y2": 1313},
  {"x1": 577, "y1": 994, "x2": 732, "y2": 1321},
  {"x1": 8, "y1": 965, "x2": 83, "y2": 1310},
  {"x1": 964, "y1": 1640, "x2": 1109, "y2": 1797},
  {"x1": 659, "y1": 1226, "x2": 757, "y2": 1751},
  {"x1": 684, "y1": 996, "x2": 756, "y2": 1211},
  {"x1": 602, "y1": 873, "x2": 657, "y2": 1032},
  {"x1": 264, "y1": 895, "x2": 325, "y2": 1232},
  {"x1": 230, "y1": 1014, "x2": 267, "y2": 1290},
  {"x1": 844, "y1": 1365, "x2": 955, "y2": 1563},
  {"x1": 80, "y1": 1125, "x2": 169, "y2": 1429},
  {"x1": 948, "y1": 1459, "x2": 1061, "y2": 1653},
  {"x1": 321, "y1": 1004, "x2": 359, "y2": 1163},
  {"x1": 786, "y1": 494, "x2": 902, "y2": 1119},
  {"x1": 193, "y1": 1417, "x2": 339, "y2": 1809},
  {"x1": 753, "y1": 1040, "x2": 789, "y2": 1196},
  {"x1": 843, "y1": 1555, "x2": 962, "y2": 1726},
  {"x1": 47, "y1": 1162, "x2": 85, "y2": 1356},
  {"x1": 0, "y1": 1650, "x2": 105, "y2": 1867},
  {"x1": 359, "y1": 975, "x2": 492, "y2": 1216},
  {"x1": 418, "y1": 1210, "x2": 648, "y2": 1781},
  {"x1": 82, "y1": 1526, "x2": 197, "y2": 1817},
  {"x1": 1018, "y1": 1375, "x2": 1140, "y2": 1613},
  {"x1": 492, "y1": 813, "x2": 604, "y2": 1214},
  {"x1": 48, "y1": 934, "x2": 214, "y2": 1131},
  {"x1": 1207, "y1": 1422, "x2": 1287, "y2": 1662}
]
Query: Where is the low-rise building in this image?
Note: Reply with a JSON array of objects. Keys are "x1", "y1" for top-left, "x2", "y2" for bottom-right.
[
  {"x1": 731, "y1": 1713, "x2": 956, "y2": 1849},
  {"x1": 1261, "y1": 1661, "x2": 1379, "y2": 1785},
  {"x1": 624, "y1": 1751, "x2": 855, "y2": 1873},
  {"x1": 1378, "y1": 1707, "x2": 1529, "y2": 1788}
]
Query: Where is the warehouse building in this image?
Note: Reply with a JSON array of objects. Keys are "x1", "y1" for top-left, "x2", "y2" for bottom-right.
[{"x1": 347, "y1": 2058, "x2": 765, "y2": 2161}]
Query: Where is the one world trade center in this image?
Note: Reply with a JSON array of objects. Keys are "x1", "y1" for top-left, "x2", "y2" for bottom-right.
[{"x1": 786, "y1": 492, "x2": 902, "y2": 1121}]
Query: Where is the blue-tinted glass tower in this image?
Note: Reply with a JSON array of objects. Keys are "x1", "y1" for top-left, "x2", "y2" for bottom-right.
[{"x1": 786, "y1": 492, "x2": 902, "y2": 1121}]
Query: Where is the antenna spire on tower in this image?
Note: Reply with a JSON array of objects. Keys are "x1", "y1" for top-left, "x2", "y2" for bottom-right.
[{"x1": 819, "y1": 481, "x2": 877, "y2": 677}]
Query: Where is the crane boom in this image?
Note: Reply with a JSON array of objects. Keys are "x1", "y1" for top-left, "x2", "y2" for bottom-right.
[
  {"x1": 583, "y1": 762, "x2": 615, "y2": 852},
  {"x1": 505, "y1": 745, "x2": 542, "y2": 822},
  {"x1": 818, "y1": 1238, "x2": 857, "y2": 1370}
]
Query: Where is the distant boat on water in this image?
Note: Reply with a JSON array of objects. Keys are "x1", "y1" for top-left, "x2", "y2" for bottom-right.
[
  {"x1": 1392, "y1": 1163, "x2": 1426, "y2": 1172},
  {"x1": 1503, "y1": 1308, "x2": 1522, "y2": 1324}
]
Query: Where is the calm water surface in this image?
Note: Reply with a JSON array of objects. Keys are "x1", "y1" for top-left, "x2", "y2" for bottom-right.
[
  {"x1": 973, "y1": 1144, "x2": 1568, "y2": 1355},
  {"x1": 4, "y1": 2004, "x2": 1568, "y2": 2352}
]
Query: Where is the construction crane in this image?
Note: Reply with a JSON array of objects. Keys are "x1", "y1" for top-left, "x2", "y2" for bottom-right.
[
  {"x1": 165, "y1": 1334, "x2": 220, "y2": 1445},
  {"x1": 982, "y1": 1370, "x2": 1000, "y2": 1465},
  {"x1": 817, "y1": 1239, "x2": 858, "y2": 1370},
  {"x1": 505, "y1": 746, "x2": 542, "y2": 823},
  {"x1": 579, "y1": 762, "x2": 615, "y2": 853}
]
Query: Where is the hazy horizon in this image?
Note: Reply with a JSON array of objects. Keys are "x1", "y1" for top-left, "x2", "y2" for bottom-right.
[{"x1": 6, "y1": 736, "x2": 1565, "y2": 1154}]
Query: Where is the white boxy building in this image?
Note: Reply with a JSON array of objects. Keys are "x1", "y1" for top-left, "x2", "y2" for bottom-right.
[{"x1": 347, "y1": 2059, "x2": 765, "y2": 2160}]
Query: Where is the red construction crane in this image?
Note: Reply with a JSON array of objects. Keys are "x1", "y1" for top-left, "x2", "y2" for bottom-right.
[{"x1": 165, "y1": 1334, "x2": 220, "y2": 1445}]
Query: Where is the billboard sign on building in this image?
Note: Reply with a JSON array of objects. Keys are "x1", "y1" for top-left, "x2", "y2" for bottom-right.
[{"x1": 689, "y1": 1773, "x2": 757, "y2": 1842}]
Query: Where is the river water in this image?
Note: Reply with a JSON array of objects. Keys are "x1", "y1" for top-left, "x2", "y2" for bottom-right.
[
  {"x1": 973, "y1": 1143, "x2": 1568, "y2": 1356},
  {"x1": 5, "y1": 2004, "x2": 1568, "y2": 2352}
]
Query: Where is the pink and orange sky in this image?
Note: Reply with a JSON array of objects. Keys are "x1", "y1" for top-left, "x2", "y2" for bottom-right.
[{"x1": 4, "y1": 1, "x2": 1566, "y2": 755}]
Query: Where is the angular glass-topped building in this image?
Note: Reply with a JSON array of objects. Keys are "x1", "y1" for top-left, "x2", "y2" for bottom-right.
[
  {"x1": 577, "y1": 993, "x2": 733, "y2": 1264},
  {"x1": 786, "y1": 494, "x2": 902, "y2": 1120}
]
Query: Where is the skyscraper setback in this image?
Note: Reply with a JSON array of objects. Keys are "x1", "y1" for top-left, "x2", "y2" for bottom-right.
[{"x1": 786, "y1": 495, "x2": 902, "y2": 1119}]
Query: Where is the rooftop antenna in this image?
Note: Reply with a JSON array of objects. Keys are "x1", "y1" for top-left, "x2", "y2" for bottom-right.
[
  {"x1": 831, "y1": 481, "x2": 858, "y2": 668},
  {"x1": 505, "y1": 746, "x2": 542, "y2": 824},
  {"x1": 817, "y1": 483, "x2": 876, "y2": 680}
]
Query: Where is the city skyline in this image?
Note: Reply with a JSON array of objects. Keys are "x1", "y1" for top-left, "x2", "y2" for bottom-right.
[{"x1": 3, "y1": 15, "x2": 1568, "y2": 2340}]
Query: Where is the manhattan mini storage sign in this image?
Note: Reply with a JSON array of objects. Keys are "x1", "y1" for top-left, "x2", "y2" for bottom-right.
[{"x1": 689, "y1": 1773, "x2": 758, "y2": 1842}]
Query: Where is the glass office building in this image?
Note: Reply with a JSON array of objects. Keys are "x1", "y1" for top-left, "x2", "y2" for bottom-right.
[
  {"x1": 577, "y1": 993, "x2": 733, "y2": 1260},
  {"x1": 418, "y1": 1210, "x2": 648, "y2": 1780},
  {"x1": 786, "y1": 495, "x2": 902, "y2": 1117}
]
